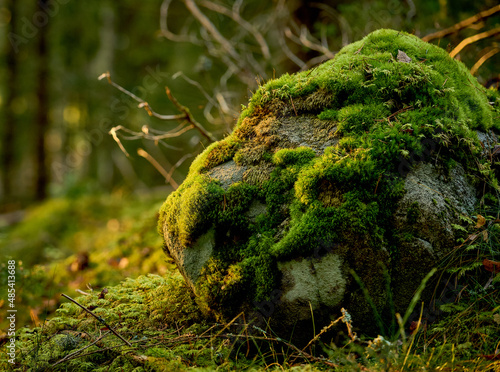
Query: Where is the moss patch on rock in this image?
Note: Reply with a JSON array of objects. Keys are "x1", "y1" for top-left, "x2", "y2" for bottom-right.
[{"x1": 159, "y1": 29, "x2": 500, "y2": 325}]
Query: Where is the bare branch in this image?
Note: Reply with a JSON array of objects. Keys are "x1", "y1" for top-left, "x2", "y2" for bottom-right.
[
  {"x1": 98, "y1": 72, "x2": 185, "y2": 121},
  {"x1": 52, "y1": 331, "x2": 111, "y2": 368},
  {"x1": 172, "y1": 71, "x2": 220, "y2": 112},
  {"x1": 449, "y1": 26, "x2": 500, "y2": 59},
  {"x1": 112, "y1": 123, "x2": 193, "y2": 142},
  {"x1": 215, "y1": 92, "x2": 233, "y2": 116},
  {"x1": 312, "y1": 3, "x2": 351, "y2": 46},
  {"x1": 109, "y1": 125, "x2": 131, "y2": 157},
  {"x1": 245, "y1": 51, "x2": 268, "y2": 80},
  {"x1": 61, "y1": 293, "x2": 132, "y2": 347},
  {"x1": 109, "y1": 123, "x2": 188, "y2": 159},
  {"x1": 284, "y1": 23, "x2": 335, "y2": 59},
  {"x1": 159, "y1": 0, "x2": 202, "y2": 44},
  {"x1": 422, "y1": 4, "x2": 500, "y2": 42},
  {"x1": 167, "y1": 153, "x2": 194, "y2": 184},
  {"x1": 198, "y1": 0, "x2": 271, "y2": 59},
  {"x1": 99, "y1": 71, "x2": 216, "y2": 143},
  {"x1": 104, "y1": 0, "x2": 357, "y2": 185},
  {"x1": 165, "y1": 86, "x2": 217, "y2": 142},
  {"x1": 137, "y1": 148, "x2": 179, "y2": 189},
  {"x1": 470, "y1": 47, "x2": 500, "y2": 75},
  {"x1": 184, "y1": 0, "x2": 241, "y2": 63},
  {"x1": 278, "y1": 30, "x2": 306, "y2": 69}
]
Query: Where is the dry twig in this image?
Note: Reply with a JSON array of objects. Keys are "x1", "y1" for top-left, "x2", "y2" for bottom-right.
[
  {"x1": 284, "y1": 22, "x2": 335, "y2": 60},
  {"x1": 51, "y1": 331, "x2": 111, "y2": 368},
  {"x1": 159, "y1": 0, "x2": 202, "y2": 44},
  {"x1": 137, "y1": 148, "x2": 179, "y2": 189},
  {"x1": 449, "y1": 26, "x2": 500, "y2": 59},
  {"x1": 47, "y1": 325, "x2": 341, "y2": 369},
  {"x1": 99, "y1": 71, "x2": 216, "y2": 143},
  {"x1": 198, "y1": 0, "x2": 271, "y2": 60},
  {"x1": 61, "y1": 293, "x2": 132, "y2": 347},
  {"x1": 165, "y1": 86, "x2": 217, "y2": 142},
  {"x1": 422, "y1": 4, "x2": 500, "y2": 42},
  {"x1": 470, "y1": 47, "x2": 500, "y2": 75}
]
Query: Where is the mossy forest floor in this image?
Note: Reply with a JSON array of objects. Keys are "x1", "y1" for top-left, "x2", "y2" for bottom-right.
[{"x1": 0, "y1": 189, "x2": 499, "y2": 371}]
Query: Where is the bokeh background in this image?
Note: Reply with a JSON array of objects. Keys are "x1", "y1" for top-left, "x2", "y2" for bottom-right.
[{"x1": 0, "y1": 0, "x2": 499, "y2": 329}]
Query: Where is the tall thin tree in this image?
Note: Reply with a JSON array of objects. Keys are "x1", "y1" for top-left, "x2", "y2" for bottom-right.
[
  {"x1": 2, "y1": 0, "x2": 18, "y2": 203},
  {"x1": 34, "y1": 0, "x2": 50, "y2": 200}
]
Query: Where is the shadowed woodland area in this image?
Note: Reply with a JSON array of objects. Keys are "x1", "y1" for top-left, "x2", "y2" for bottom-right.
[
  {"x1": 0, "y1": 0, "x2": 500, "y2": 371},
  {"x1": 1, "y1": 0, "x2": 499, "y2": 205}
]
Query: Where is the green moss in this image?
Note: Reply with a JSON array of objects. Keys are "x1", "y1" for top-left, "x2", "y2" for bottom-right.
[
  {"x1": 159, "y1": 29, "x2": 499, "y2": 321},
  {"x1": 336, "y1": 103, "x2": 390, "y2": 135},
  {"x1": 273, "y1": 147, "x2": 316, "y2": 167},
  {"x1": 198, "y1": 137, "x2": 241, "y2": 172},
  {"x1": 7, "y1": 273, "x2": 206, "y2": 371},
  {"x1": 482, "y1": 192, "x2": 498, "y2": 206},
  {"x1": 318, "y1": 108, "x2": 338, "y2": 121},
  {"x1": 216, "y1": 182, "x2": 261, "y2": 236},
  {"x1": 195, "y1": 258, "x2": 245, "y2": 319},
  {"x1": 159, "y1": 175, "x2": 224, "y2": 246},
  {"x1": 406, "y1": 202, "x2": 420, "y2": 224},
  {"x1": 0, "y1": 192, "x2": 169, "y2": 331}
]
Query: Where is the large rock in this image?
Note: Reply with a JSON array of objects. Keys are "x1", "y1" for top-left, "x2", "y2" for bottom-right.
[{"x1": 159, "y1": 29, "x2": 500, "y2": 341}]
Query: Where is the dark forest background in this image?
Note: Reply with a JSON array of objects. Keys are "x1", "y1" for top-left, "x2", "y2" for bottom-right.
[
  {"x1": 0, "y1": 0, "x2": 499, "y2": 210},
  {"x1": 0, "y1": 0, "x2": 499, "y2": 350}
]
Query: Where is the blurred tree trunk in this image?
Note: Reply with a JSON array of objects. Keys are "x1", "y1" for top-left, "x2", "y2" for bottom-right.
[
  {"x1": 34, "y1": 0, "x2": 50, "y2": 200},
  {"x1": 2, "y1": 0, "x2": 18, "y2": 203}
]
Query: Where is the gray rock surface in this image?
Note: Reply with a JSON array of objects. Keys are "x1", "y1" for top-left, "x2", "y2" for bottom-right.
[{"x1": 395, "y1": 162, "x2": 476, "y2": 257}]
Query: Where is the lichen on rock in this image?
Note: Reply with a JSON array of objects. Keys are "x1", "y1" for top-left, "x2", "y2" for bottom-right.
[{"x1": 159, "y1": 29, "x2": 500, "y2": 339}]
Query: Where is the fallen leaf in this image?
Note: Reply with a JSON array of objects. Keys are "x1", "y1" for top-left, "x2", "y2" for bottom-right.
[
  {"x1": 482, "y1": 229, "x2": 488, "y2": 241},
  {"x1": 409, "y1": 320, "x2": 427, "y2": 334},
  {"x1": 98, "y1": 288, "x2": 108, "y2": 299},
  {"x1": 69, "y1": 252, "x2": 89, "y2": 272},
  {"x1": 118, "y1": 257, "x2": 129, "y2": 269},
  {"x1": 132, "y1": 355, "x2": 149, "y2": 363},
  {"x1": 493, "y1": 313, "x2": 500, "y2": 325},
  {"x1": 483, "y1": 259, "x2": 500, "y2": 273},
  {"x1": 481, "y1": 350, "x2": 500, "y2": 360},
  {"x1": 476, "y1": 214, "x2": 486, "y2": 228},
  {"x1": 30, "y1": 308, "x2": 40, "y2": 327},
  {"x1": 397, "y1": 50, "x2": 412, "y2": 63}
]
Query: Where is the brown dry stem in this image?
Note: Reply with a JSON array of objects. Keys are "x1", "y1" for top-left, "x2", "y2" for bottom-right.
[{"x1": 422, "y1": 4, "x2": 500, "y2": 42}]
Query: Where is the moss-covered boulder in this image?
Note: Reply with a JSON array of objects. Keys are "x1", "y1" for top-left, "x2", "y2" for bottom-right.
[{"x1": 159, "y1": 29, "x2": 500, "y2": 340}]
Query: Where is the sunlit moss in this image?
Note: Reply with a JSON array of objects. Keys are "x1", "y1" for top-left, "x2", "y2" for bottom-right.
[
  {"x1": 159, "y1": 29, "x2": 499, "y2": 322},
  {"x1": 0, "y1": 192, "x2": 170, "y2": 332},
  {"x1": 4, "y1": 272, "x2": 212, "y2": 371},
  {"x1": 159, "y1": 175, "x2": 224, "y2": 247}
]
